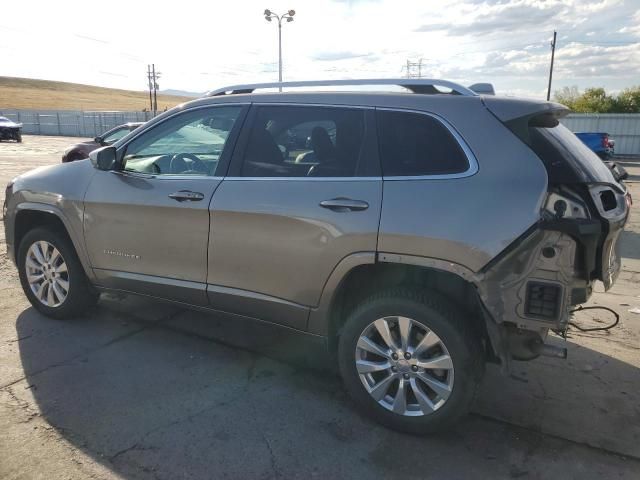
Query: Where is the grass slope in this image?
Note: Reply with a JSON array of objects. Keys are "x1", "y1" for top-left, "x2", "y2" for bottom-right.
[{"x1": 0, "y1": 76, "x2": 190, "y2": 111}]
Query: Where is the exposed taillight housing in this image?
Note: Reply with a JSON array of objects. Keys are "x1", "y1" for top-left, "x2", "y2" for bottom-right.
[{"x1": 602, "y1": 135, "x2": 609, "y2": 148}]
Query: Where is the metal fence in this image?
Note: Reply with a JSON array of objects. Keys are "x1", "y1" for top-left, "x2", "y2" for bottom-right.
[
  {"x1": 0, "y1": 109, "x2": 152, "y2": 138},
  {"x1": 1, "y1": 108, "x2": 639, "y2": 155},
  {"x1": 561, "y1": 114, "x2": 640, "y2": 155}
]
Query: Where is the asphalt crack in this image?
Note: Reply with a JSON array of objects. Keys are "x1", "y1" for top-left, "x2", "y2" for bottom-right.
[{"x1": 471, "y1": 412, "x2": 640, "y2": 463}]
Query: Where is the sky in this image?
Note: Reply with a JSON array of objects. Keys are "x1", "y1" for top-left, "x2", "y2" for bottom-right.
[{"x1": 1, "y1": 0, "x2": 639, "y2": 99}]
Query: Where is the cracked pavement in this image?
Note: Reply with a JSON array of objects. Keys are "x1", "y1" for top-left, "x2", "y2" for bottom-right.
[{"x1": 0, "y1": 137, "x2": 639, "y2": 479}]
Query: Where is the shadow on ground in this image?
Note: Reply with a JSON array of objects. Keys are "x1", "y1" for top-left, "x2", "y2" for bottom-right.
[{"x1": 10, "y1": 295, "x2": 640, "y2": 479}]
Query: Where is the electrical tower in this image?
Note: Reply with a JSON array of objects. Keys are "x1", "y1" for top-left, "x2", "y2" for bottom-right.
[{"x1": 405, "y1": 59, "x2": 424, "y2": 78}]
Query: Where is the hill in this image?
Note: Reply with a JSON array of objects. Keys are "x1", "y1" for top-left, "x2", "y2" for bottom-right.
[
  {"x1": 0, "y1": 76, "x2": 191, "y2": 111},
  {"x1": 161, "y1": 89, "x2": 202, "y2": 97}
]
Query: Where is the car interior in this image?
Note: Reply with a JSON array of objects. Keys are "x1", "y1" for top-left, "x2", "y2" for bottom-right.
[{"x1": 240, "y1": 107, "x2": 366, "y2": 177}]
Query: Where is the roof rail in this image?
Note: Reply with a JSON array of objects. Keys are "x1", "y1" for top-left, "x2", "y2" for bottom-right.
[{"x1": 206, "y1": 78, "x2": 478, "y2": 97}]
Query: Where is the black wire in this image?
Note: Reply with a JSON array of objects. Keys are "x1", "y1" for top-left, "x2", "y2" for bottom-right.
[{"x1": 568, "y1": 305, "x2": 620, "y2": 332}]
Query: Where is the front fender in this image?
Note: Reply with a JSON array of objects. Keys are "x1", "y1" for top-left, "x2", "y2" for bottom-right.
[{"x1": 10, "y1": 202, "x2": 95, "y2": 280}]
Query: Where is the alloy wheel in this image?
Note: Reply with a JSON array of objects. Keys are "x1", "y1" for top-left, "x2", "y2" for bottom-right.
[
  {"x1": 25, "y1": 240, "x2": 69, "y2": 307},
  {"x1": 355, "y1": 316, "x2": 455, "y2": 416}
]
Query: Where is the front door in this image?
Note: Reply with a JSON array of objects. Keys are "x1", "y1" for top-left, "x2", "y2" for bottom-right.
[
  {"x1": 83, "y1": 104, "x2": 246, "y2": 305},
  {"x1": 208, "y1": 104, "x2": 382, "y2": 329}
]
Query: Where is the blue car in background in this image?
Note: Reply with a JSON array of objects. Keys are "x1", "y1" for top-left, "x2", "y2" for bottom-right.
[
  {"x1": 574, "y1": 132, "x2": 628, "y2": 181},
  {"x1": 575, "y1": 132, "x2": 615, "y2": 159}
]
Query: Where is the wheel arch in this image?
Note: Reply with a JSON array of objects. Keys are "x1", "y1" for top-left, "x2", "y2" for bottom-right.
[
  {"x1": 311, "y1": 253, "x2": 497, "y2": 361},
  {"x1": 13, "y1": 203, "x2": 94, "y2": 280}
]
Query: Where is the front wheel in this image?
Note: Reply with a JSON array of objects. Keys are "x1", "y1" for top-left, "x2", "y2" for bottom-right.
[
  {"x1": 338, "y1": 288, "x2": 484, "y2": 434},
  {"x1": 17, "y1": 227, "x2": 98, "y2": 319},
  {"x1": 15, "y1": 132, "x2": 22, "y2": 143}
]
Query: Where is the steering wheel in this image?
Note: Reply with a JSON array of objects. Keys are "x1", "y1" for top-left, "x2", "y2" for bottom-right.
[{"x1": 169, "y1": 153, "x2": 208, "y2": 174}]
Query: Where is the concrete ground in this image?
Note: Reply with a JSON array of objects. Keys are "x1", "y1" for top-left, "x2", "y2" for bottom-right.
[{"x1": 0, "y1": 136, "x2": 639, "y2": 480}]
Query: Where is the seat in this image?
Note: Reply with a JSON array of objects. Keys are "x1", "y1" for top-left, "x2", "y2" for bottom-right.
[
  {"x1": 242, "y1": 128, "x2": 289, "y2": 176},
  {"x1": 296, "y1": 126, "x2": 338, "y2": 165},
  {"x1": 310, "y1": 126, "x2": 336, "y2": 162},
  {"x1": 245, "y1": 128, "x2": 285, "y2": 165}
]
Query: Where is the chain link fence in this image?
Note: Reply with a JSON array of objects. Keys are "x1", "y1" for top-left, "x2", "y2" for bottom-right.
[{"x1": 0, "y1": 109, "x2": 153, "y2": 138}]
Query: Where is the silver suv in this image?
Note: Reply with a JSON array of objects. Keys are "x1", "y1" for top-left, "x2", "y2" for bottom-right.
[{"x1": 3, "y1": 79, "x2": 630, "y2": 433}]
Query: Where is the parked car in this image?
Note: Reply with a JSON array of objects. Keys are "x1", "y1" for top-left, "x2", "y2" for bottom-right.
[
  {"x1": 62, "y1": 122, "x2": 144, "y2": 162},
  {"x1": 0, "y1": 116, "x2": 22, "y2": 142},
  {"x1": 3, "y1": 79, "x2": 630, "y2": 434},
  {"x1": 574, "y1": 132, "x2": 628, "y2": 181},
  {"x1": 575, "y1": 132, "x2": 614, "y2": 159}
]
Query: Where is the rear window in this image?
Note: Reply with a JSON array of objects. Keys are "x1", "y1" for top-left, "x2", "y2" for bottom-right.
[
  {"x1": 529, "y1": 124, "x2": 617, "y2": 185},
  {"x1": 377, "y1": 110, "x2": 469, "y2": 177}
]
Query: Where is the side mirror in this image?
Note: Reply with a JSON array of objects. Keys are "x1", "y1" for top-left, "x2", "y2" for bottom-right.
[
  {"x1": 94, "y1": 136, "x2": 103, "y2": 145},
  {"x1": 89, "y1": 146, "x2": 117, "y2": 171}
]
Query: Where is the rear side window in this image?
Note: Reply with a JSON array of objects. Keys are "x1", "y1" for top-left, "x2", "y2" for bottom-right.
[
  {"x1": 377, "y1": 110, "x2": 469, "y2": 177},
  {"x1": 239, "y1": 106, "x2": 366, "y2": 178},
  {"x1": 529, "y1": 124, "x2": 617, "y2": 185}
]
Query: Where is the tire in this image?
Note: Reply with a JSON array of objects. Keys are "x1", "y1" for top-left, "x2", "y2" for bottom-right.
[
  {"x1": 16, "y1": 132, "x2": 22, "y2": 143},
  {"x1": 338, "y1": 288, "x2": 484, "y2": 434},
  {"x1": 17, "y1": 227, "x2": 98, "y2": 319}
]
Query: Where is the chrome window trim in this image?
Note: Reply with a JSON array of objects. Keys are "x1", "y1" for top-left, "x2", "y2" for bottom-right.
[
  {"x1": 375, "y1": 107, "x2": 479, "y2": 181},
  {"x1": 224, "y1": 176, "x2": 382, "y2": 182},
  {"x1": 251, "y1": 102, "x2": 374, "y2": 110},
  {"x1": 113, "y1": 171, "x2": 224, "y2": 181}
]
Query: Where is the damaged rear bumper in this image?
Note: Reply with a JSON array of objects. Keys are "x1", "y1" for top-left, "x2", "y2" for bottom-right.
[{"x1": 476, "y1": 184, "x2": 630, "y2": 366}]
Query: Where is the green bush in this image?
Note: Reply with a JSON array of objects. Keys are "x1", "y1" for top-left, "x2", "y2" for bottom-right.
[{"x1": 553, "y1": 86, "x2": 640, "y2": 113}]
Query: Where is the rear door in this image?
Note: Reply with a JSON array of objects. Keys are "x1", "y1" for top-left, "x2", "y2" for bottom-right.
[{"x1": 207, "y1": 104, "x2": 382, "y2": 330}]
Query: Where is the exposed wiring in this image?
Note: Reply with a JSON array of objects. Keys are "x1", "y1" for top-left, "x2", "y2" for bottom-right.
[{"x1": 568, "y1": 305, "x2": 620, "y2": 332}]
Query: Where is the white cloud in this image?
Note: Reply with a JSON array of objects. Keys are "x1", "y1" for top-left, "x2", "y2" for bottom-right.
[{"x1": 0, "y1": 0, "x2": 638, "y2": 98}]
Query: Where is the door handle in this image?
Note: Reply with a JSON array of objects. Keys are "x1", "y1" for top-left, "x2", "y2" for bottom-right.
[
  {"x1": 319, "y1": 198, "x2": 369, "y2": 212},
  {"x1": 168, "y1": 190, "x2": 205, "y2": 202}
]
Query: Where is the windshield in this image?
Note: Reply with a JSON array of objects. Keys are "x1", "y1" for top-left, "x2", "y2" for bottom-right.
[{"x1": 103, "y1": 127, "x2": 130, "y2": 144}]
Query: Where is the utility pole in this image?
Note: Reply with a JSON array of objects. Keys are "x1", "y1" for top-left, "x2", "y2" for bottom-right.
[
  {"x1": 152, "y1": 64, "x2": 159, "y2": 116},
  {"x1": 147, "y1": 65, "x2": 153, "y2": 114},
  {"x1": 546, "y1": 31, "x2": 557, "y2": 101}
]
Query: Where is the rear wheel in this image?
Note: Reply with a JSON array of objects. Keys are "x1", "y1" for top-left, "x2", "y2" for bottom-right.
[
  {"x1": 338, "y1": 288, "x2": 484, "y2": 434},
  {"x1": 17, "y1": 227, "x2": 98, "y2": 319}
]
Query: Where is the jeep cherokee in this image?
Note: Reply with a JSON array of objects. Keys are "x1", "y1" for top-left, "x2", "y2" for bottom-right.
[{"x1": 3, "y1": 79, "x2": 630, "y2": 433}]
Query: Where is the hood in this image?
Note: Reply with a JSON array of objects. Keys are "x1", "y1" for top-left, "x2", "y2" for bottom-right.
[{"x1": 0, "y1": 119, "x2": 22, "y2": 128}]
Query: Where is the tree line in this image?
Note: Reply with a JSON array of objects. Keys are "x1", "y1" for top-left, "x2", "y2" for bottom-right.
[{"x1": 553, "y1": 86, "x2": 640, "y2": 113}]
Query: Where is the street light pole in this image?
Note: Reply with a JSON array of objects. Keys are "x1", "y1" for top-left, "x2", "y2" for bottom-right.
[
  {"x1": 278, "y1": 20, "x2": 282, "y2": 84},
  {"x1": 264, "y1": 9, "x2": 296, "y2": 91}
]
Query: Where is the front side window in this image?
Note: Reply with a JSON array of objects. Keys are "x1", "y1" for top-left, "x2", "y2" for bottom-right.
[
  {"x1": 377, "y1": 110, "x2": 470, "y2": 177},
  {"x1": 240, "y1": 106, "x2": 365, "y2": 177},
  {"x1": 122, "y1": 106, "x2": 242, "y2": 176}
]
